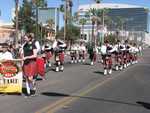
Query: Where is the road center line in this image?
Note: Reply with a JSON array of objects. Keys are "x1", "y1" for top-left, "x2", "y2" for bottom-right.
[{"x1": 36, "y1": 65, "x2": 137, "y2": 113}]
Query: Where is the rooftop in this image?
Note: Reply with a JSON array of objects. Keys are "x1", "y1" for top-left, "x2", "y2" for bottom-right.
[{"x1": 78, "y1": 3, "x2": 147, "y2": 11}]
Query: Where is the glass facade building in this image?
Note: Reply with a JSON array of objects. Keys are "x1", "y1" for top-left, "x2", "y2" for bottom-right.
[
  {"x1": 38, "y1": 7, "x2": 59, "y2": 32},
  {"x1": 107, "y1": 8, "x2": 149, "y2": 32},
  {"x1": 78, "y1": 3, "x2": 149, "y2": 42}
]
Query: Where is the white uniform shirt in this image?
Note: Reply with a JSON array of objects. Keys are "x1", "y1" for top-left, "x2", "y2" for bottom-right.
[{"x1": 35, "y1": 41, "x2": 41, "y2": 53}]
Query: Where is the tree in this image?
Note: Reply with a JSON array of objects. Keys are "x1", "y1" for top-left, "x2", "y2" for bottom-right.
[
  {"x1": 31, "y1": 0, "x2": 47, "y2": 7},
  {"x1": 46, "y1": 19, "x2": 55, "y2": 30},
  {"x1": 104, "y1": 34, "x2": 116, "y2": 45},
  {"x1": 60, "y1": 0, "x2": 73, "y2": 41},
  {"x1": 86, "y1": 8, "x2": 102, "y2": 45},
  {"x1": 57, "y1": 25, "x2": 80, "y2": 42},
  {"x1": 13, "y1": 0, "x2": 47, "y2": 41},
  {"x1": 115, "y1": 16, "x2": 125, "y2": 30},
  {"x1": 86, "y1": 7, "x2": 110, "y2": 45},
  {"x1": 14, "y1": 0, "x2": 19, "y2": 44},
  {"x1": 13, "y1": 0, "x2": 35, "y2": 33},
  {"x1": 94, "y1": 0, "x2": 101, "y2": 4},
  {"x1": 79, "y1": 18, "x2": 87, "y2": 35}
]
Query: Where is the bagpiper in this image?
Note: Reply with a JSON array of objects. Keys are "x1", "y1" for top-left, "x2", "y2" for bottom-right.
[
  {"x1": 87, "y1": 43, "x2": 97, "y2": 65},
  {"x1": 100, "y1": 40, "x2": 115, "y2": 75},
  {"x1": 70, "y1": 43, "x2": 78, "y2": 64},
  {"x1": 114, "y1": 40, "x2": 126, "y2": 71},
  {"x1": 53, "y1": 39, "x2": 67, "y2": 72},
  {"x1": 42, "y1": 40, "x2": 53, "y2": 67},
  {"x1": 78, "y1": 42, "x2": 86, "y2": 63},
  {"x1": 129, "y1": 43, "x2": 139, "y2": 64}
]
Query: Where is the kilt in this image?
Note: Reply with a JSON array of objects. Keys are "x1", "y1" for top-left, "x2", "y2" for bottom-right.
[
  {"x1": 59, "y1": 52, "x2": 64, "y2": 62},
  {"x1": 79, "y1": 51, "x2": 85, "y2": 59},
  {"x1": 45, "y1": 52, "x2": 52, "y2": 60},
  {"x1": 104, "y1": 55, "x2": 112, "y2": 65},
  {"x1": 93, "y1": 52, "x2": 97, "y2": 62},
  {"x1": 23, "y1": 61, "x2": 37, "y2": 77},
  {"x1": 36, "y1": 57, "x2": 45, "y2": 77}
]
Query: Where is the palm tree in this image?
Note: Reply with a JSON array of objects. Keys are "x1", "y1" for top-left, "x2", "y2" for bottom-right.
[
  {"x1": 46, "y1": 19, "x2": 54, "y2": 29},
  {"x1": 79, "y1": 18, "x2": 87, "y2": 36},
  {"x1": 94, "y1": 0, "x2": 101, "y2": 4},
  {"x1": 14, "y1": 0, "x2": 19, "y2": 44},
  {"x1": 31, "y1": 0, "x2": 47, "y2": 7},
  {"x1": 60, "y1": 0, "x2": 73, "y2": 41},
  {"x1": 46, "y1": 19, "x2": 55, "y2": 34},
  {"x1": 115, "y1": 16, "x2": 126, "y2": 41},
  {"x1": 87, "y1": 7, "x2": 110, "y2": 45},
  {"x1": 87, "y1": 8, "x2": 102, "y2": 45}
]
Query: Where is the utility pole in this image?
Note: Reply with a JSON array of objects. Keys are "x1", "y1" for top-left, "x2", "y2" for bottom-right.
[{"x1": 15, "y1": 0, "x2": 19, "y2": 45}]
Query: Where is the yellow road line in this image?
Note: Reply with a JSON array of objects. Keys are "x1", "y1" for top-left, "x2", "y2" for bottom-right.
[{"x1": 36, "y1": 66, "x2": 136, "y2": 113}]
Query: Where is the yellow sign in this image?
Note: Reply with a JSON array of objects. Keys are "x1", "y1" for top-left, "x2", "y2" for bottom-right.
[{"x1": 0, "y1": 60, "x2": 22, "y2": 93}]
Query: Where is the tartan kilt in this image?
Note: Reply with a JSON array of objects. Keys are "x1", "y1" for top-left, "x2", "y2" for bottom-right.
[
  {"x1": 36, "y1": 57, "x2": 45, "y2": 77},
  {"x1": 126, "y1": 53, "x2": 130, "y2": 61},
  {"x1": 23, "y1": 61, "x2": 37, "y2": 77},
  {"x1": 130, "y1": 53, "x2": 134, "y2": 61},
  {"x1": 93, "y1": 52, "x2": 97, "y2": 62},
  {"x1": 104, "y1": 55, "x2": 112, "y2": 65},
  {"x1": 79, "y1": 51, "x2": 85, "y2": 59},
  {"x1": 45, "y1": 52, "x2": 52, "y2": 60},
  {"x1": 59, "y1": 52, "x2": 64, "y2": 62}
]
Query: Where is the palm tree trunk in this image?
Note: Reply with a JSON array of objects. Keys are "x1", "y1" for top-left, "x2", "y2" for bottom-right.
[
  {"x1": 92, "y1": 22, "x2": 95, "y2": 45},
  {"x1": 82, "y1": 24, "x2": 84, "y2": 35},
  {"x1": 64, "y1": 0, "x2": 67, "y2": 41},
  {"x1": 102, "y1": 10, "x2": 104, "y2": 28},
  {"x1": 15, "y1": 0, "x2": 19, "y2": 44}
]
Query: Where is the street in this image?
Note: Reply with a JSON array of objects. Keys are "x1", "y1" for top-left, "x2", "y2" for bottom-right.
[{"x1": 0, "y1": 49, "x2": 150, "y2": 113}]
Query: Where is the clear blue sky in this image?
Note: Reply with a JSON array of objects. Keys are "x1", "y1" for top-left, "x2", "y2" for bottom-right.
[{"x1": 0, "y1": 0, "x2": 150, "y2": 30}]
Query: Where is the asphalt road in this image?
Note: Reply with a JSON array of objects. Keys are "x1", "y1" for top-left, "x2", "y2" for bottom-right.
[
  {"x1": 55, "y1": 49, "x2": 150, "y2": 113},
  {"x1": 0, "y1": 49, "x2": 150, "y2": 113}
]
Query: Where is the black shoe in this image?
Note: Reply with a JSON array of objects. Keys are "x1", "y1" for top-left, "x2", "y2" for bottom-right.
[
  {"x1": 30, "y1": 90, "x2": 36, "y2": 96},
  {"x1": 24, "y1": 93, "x2": 31, "y2": 98}
]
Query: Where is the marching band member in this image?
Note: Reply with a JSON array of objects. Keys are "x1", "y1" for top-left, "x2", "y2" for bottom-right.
[
  {"x1": 100, "y1": 40, "x2": 115, "y2": 75},
  {"x1": 53, "y1": 39, "x2": 67, "y2": 72},
  {"x1": 42, "y1": 40, "x2": 53, "y2": 67},
  {"x1": 88, "y1": 43, "x2": 97, "y2": 65},
  {"x1": 129, "y1": 43, "x2": 139, "y2": 64},
  {"x1": 21, "y1": 34, "x2": 37, "y2": 96},
  {"x1": 70, "y1": 43, "x2": 78, "y2": 63},
  {"x1": 114, "y1": 40, "x2": 124, "y2": 71},
  {"x1": 78, "y1": 42, "x2": 86, "y2": 63},
  {"x1": 124, "y1": 40, "x2": 132, "y2": 67}
]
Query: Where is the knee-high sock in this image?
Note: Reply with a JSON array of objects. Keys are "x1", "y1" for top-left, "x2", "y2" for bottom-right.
[{"x1": 26, "y1": 81, "x2": 30, "y2": 94}]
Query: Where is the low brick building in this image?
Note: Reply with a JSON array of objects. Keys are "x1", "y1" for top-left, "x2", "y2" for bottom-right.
[{"x1": 0, "y1": 23, "x2": 15, "y2": 43}]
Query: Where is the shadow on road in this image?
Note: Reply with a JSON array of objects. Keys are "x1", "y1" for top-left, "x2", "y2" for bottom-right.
[
  {"x1": 137, "y1": 101, "x2": 150, "y2": 110},
  {"x1": 83, "y1": 63, "x2": 90, "y2": 65},
  {"x1": 93, "y1": 71, "x2": 104, "y2": 75},
  {"x1": 41, "y1": 92, "x2": 141, "y2": 107},
  {"x1": 42, "y1": 92, "x2": 69, "y2": 97}
]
